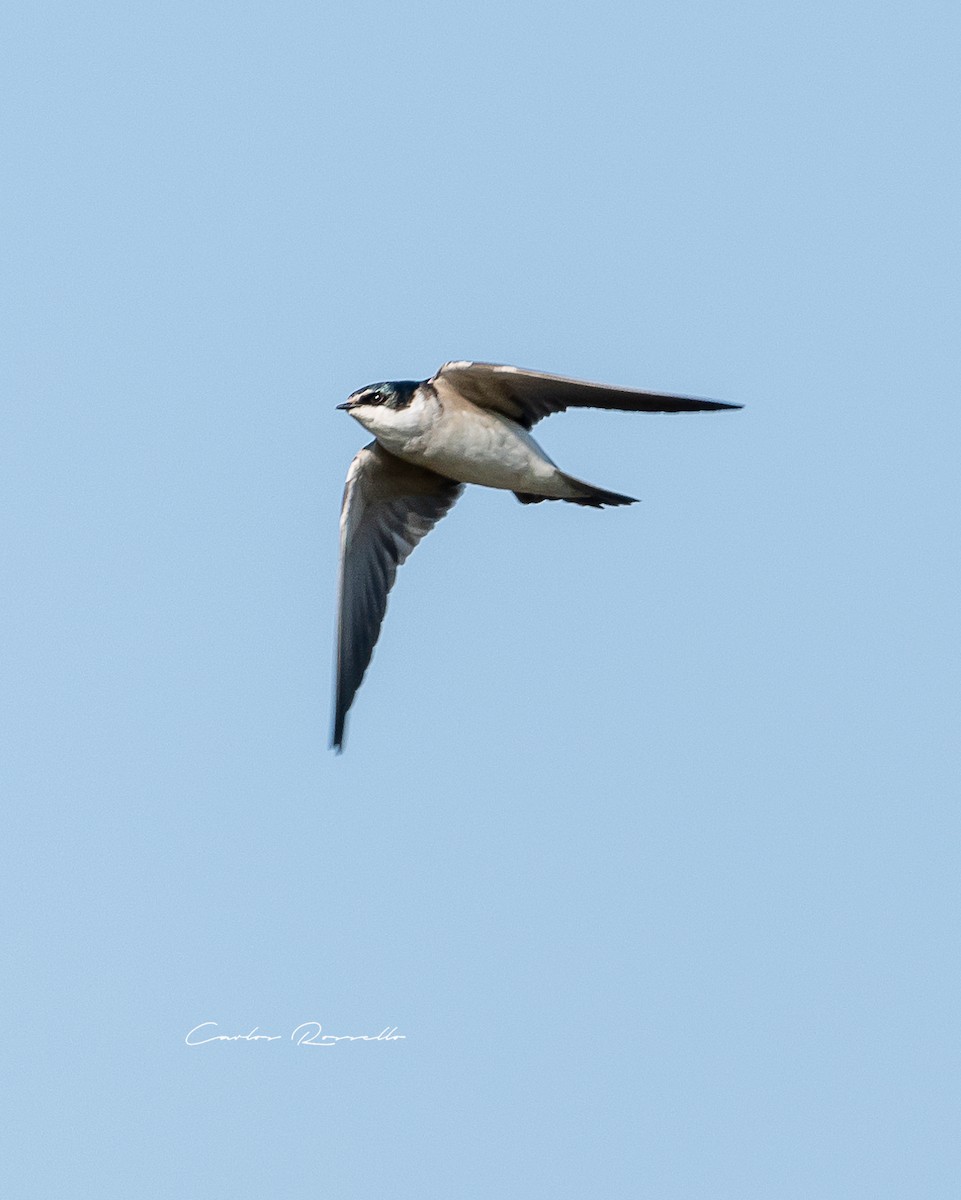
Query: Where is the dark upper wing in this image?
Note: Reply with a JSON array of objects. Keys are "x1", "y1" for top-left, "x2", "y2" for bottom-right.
[
  {"x1": 332, "y1": 441, "x2": 463, "y2": 751},
  {"x1": 432, "y1": 361, "x2": 741, "y2": 430}
]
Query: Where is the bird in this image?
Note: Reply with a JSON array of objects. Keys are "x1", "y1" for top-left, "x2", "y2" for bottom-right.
[{"x1": 332, "y1": 360, "x2": 741, "y2": 750}]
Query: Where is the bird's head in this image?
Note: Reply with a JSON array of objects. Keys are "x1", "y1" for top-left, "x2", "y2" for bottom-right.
[
  {"x1": 337, "y1": 381, "x2": 418, "y2": 412},
  {"x1": 336, "y1": 380, "x2": 425, "y2": 440}
]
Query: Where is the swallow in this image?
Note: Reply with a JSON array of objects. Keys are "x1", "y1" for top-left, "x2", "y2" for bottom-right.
[{"x1": 332, "y1": 360, "x2": 740, "y2": 749}]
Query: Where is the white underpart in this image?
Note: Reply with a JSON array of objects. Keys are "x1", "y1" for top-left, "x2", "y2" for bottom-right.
[
  {"x1": 414, "y1": 408, "x2": 571, "y2": 494},
  {"x1": 351, "y1": 393, "x2": 576, "y2": 497}
]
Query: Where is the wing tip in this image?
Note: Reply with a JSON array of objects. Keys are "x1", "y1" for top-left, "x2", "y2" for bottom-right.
[{"x1": 672, "y1": 398, "x2": 743, "y2": 411}]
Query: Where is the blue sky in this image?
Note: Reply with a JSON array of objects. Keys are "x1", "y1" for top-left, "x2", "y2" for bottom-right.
[{"x1": 4, "y1": 1, "x2": 960, "y2": 1196}]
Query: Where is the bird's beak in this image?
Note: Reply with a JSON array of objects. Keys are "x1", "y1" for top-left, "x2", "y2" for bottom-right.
[{"x1": 336, "y1": 401, "x2": 357, "y2": 411}]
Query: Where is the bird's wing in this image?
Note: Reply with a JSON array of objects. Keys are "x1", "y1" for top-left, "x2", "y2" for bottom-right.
[
  {"x1": 333, "y1": 441, "x2": 463, "y2": 750},
  {"x1": 432, "y1": 361, "x2": 741, "y2": 429}
]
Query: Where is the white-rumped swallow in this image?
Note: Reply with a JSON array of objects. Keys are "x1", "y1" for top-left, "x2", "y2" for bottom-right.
[{"x1": 332, "y1": 361, "x2": 740, "y2": 749}]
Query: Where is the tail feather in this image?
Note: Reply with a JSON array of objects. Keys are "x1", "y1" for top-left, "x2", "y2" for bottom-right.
[{"x1": 514, "y1": 472, "x2": 638, "y2": 508}]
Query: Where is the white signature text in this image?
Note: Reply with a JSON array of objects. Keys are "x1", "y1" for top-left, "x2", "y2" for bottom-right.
[{"x1": 185, "y1": 1022, "x2": 406, "y2": 1047}]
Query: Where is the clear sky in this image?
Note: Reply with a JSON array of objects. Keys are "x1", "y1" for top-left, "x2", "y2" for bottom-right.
[{"x1": 4, "y1": 1, "x2": 959, "y2": 1196}]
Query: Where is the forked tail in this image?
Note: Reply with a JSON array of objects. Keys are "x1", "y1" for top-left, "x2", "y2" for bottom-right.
[{"x1": 514, "y1": 472, "x2": 638, "y2": 508}]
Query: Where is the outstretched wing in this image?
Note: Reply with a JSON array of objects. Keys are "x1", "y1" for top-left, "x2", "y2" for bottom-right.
[
  {"x1": 333, "y1": 441, "x2": 463, "y2": 751},
  {"x1": 433, "y1": 361, "x2": 741, "y2": 429}
]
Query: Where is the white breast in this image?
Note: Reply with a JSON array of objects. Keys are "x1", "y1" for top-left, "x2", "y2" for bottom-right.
[{"x1": 405, "y1": 404, "x2": 568, "y2": 495}]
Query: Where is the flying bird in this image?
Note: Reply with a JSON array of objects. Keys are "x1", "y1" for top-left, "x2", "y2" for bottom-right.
[{"x1": 332, "y1": 360, "x2": 740, "y2": 750}]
